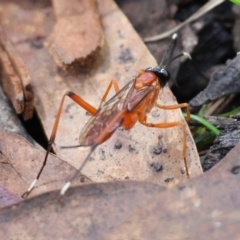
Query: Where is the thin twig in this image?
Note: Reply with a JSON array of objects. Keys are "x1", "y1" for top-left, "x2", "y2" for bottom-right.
[{"x1": 144, "y1": 0, "x2": 225, "y2": 43}]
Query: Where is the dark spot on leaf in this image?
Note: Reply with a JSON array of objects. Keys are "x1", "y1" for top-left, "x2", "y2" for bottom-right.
[
  {"x1": 86, "y1": 111, "x2": 92, "y2": 116},
  {"x1": 158, "y1": 135, "x2": 163, "y2": 140},
  {"x1": 118, "y1": 48, "x2": 134, "y2": 63},
  {"x1": 178, "y1": 185, "x2": 185, "y2": 191},
  {"x1": 165, "y1": 178, "x2": 174, "y2": 183},
  {"x1": 80, "y1": 176, "x2": 85, "y2": 182},
  {"x1": 151, "y1": 109, "x2": 160, "y2": 118},
  {"x1": 31, "y1": 36, "x2": 44, "y2": 49},
  {"x1": 128, "y1": 144, "x2": 136, "y2": 153},
  {"x1": 181, "y1": 168, "x2": 185, "y2": 174},
  {"x1": 152, "y1": 145, "x2": 162, "y2": 155},
  {"x1": 117, "y1": 127, "x2": 124, "y2": 132},
  {"x1": 98, "y1": 148, "x2": 105, "y2": 160},
  {"x1": 65, "y1": 102, "x2": 75, "y2": 113},
  {"x1": 231, "y1": 165, "x2": 240, "y2": 175},
  {"x1": 149, "y1": 162, "x2": 163, "y2": 172},
  {"x1": 114, "y1": 140, "x2": 122, "y2": 149},
  {"x1": 163, "y1": 149, "x2": 167, "y2": 153},
  {"x1": 117, "y1": 30, "x2": 124, "y2": 39}
]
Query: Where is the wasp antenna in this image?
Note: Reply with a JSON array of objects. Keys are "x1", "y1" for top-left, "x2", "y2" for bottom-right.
[
  {"x1": 182, "y1": 52, "x2": 192, "y2": 60},
  {"x1": 172, "y1": 33, "x2": 178, "y2": 40},
  {"x1": 181, "y1": 52, "x2": 208, "y2": 82},
  {"x1": 168, "y1": 51, "x2": 208, "y2": 86},
  {"x1": 168, "y1": 52, "x2": 192, "y2": 64},
  {"x1": 160, "y1": 33, "x2": 178, "y2": 68}
]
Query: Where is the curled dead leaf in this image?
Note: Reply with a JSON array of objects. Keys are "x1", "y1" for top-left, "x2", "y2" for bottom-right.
[{"x1": 0, "y1": 28, "x2": 34, "y2": 120}]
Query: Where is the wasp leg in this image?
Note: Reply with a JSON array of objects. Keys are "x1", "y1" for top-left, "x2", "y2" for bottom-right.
[
  {"x1": 156, "y1": 103, "x2": 190, "y2": 122},
  {"x1": 60, "y1": 109, "x2": 126, "y2": 195},
  {"x1": 22, "y1": 91, "x2": 98, "y2": 198},
  {"x1": 98, "y1": 79, "x2": 120, "y2": 109},
  {"x1": 138, "y1": 115, "x2": 189, "y2": 178}
]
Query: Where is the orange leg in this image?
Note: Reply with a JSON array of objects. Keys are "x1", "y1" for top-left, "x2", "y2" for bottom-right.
[
  {"x1": 98, "y1": 79, "x2": 120, "y2": 109},
  {"x1": 22, "y1": 79, "x2": 121, "y2": 198},
  {"x1": 60, "y1": 109, "x2": 126, "y2": 195},
  {"x1": 22, "y1": 91, "x2": 98, "y2": 198},
  {"x1": 138, "y1": 115, "x2": 189, "y2": 177},
  {"x1": 156, "y1": 103, "x2": 190, "y2": 122}
]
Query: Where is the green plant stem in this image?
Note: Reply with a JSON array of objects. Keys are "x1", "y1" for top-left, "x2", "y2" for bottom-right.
[
  {"x1": 183, "y1": 113, "x2": 220, "y2": 136},
  {"x1": 219, "y1": 106, "x2": 240, "y2": 117}
]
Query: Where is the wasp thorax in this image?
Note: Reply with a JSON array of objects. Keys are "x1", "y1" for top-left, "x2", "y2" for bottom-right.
[{"x1": 134, "y1": 71, "x2": 158, "y2": 89}]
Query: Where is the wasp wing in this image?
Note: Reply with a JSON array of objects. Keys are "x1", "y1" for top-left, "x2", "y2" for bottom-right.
[
  {"x1": 79, "y1": 78, "x2": 154, "y2": 146},
  {"x1": 101, "y1": 79, "x2": 134, "y2": 109}
]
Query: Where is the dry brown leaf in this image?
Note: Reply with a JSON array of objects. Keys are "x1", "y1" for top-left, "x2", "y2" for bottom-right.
[
  {"x1": 0, "y1": 142, "x2": 239, "y2": 239},
  {"x1": 0, "y1": 0, "x2": 201, "y2": 194},
  {"x1": 48, "y1": 0, "x2": 104, "y2": 68},
  {"x1": 0, "y1": 181, "x2": 164, "y2": 239},
  {"x1": 0, "y1": 185, "x2": 21, "y2": 207},
  {"x1": 0, "y1": 130, "x2": 91, "y2": 200},
  {"x1": 105, "y1": 142, "x2": 240, "y2": 240}
]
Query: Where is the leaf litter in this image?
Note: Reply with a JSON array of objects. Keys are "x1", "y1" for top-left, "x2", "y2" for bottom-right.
[
  {"x1": 0, "y1": 139, "x2": 239, "y2": 239},
  {"x1": 0, "y1": 0, "x2": 202, "y2": 196},
  {"x1": 0, "y1": 0, "x2": 206, "y2": 238}
]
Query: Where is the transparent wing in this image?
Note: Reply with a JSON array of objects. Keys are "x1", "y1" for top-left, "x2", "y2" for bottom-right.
[
  {"x1": 101, "y1": 79, "x2": 134, "y2": 109},
  {"x1": 79, "y1": 78, "x2": 153, "y2": 146}
]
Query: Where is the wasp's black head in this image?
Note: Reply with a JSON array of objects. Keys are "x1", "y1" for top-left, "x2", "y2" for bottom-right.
[{"x1": 145, "y1": 67, "x2": 170, "y2": 87}]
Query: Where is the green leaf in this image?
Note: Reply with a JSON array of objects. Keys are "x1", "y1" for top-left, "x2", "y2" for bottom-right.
[{"x1": 230, "y1": 0, "x2": 240, "y2": 6}]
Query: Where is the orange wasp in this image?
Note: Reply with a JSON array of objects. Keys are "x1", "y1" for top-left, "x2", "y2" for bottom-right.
[{"x1": 22, "y1": 33, "x2": 190, "y2": 198}]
